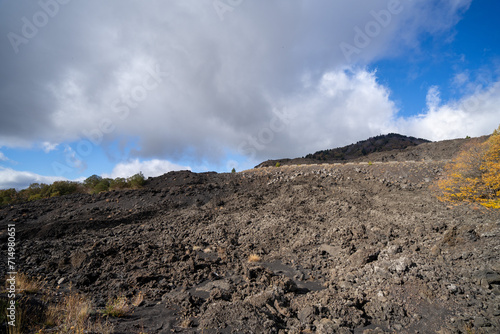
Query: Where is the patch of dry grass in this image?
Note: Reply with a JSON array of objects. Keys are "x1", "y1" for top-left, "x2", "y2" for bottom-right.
[
  {"x1": 248, "y1": 254, "x2": 261, "y2": 263},
  {"x1": 102, "y1": 296, "x2": 131, "y2": 318},
  {"x1": 15, "y1": 273, "x2": 44, "y2": 294},
  {"x1": 45, "y1": 292, "x2": 114, "y2": 334},
  {"x1": 132, "y1": 291, "x2": 144, "y2": 307}
]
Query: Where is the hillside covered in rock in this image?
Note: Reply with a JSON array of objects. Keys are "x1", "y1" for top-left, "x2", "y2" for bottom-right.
[{"x1": 256, "y1": 134, "x2": 489, "y2": 168}]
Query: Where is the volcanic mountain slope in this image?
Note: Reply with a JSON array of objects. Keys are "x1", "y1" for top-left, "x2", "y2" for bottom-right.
[
  {"x1": 305, "y1": 133, "x2": 430, "y2": 160},
  {"x1": 256, "y1": 133, "x2": 489, "y2": 168},
  {"x1": 1, "y1": 137, "x2": 500, "y2": 334}
]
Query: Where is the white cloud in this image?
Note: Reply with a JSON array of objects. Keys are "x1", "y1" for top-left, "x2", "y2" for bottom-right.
[
  {"x1": 104, "y1": 159, "x2": 191, "y2": 179},
  {"x1": 273, "y1": 68, "x2": 398, "y2": 157},
  {"x1": 0, "y1": 152, "x2": 8, "y2": 162},
  {"x1": 0, "y1": 167, "x2": 68, "y2": 190},
  {"x1": 425, "y1": 86, "x2": 442, "y2": 111},
  {"x1": 452, "y1": 72, "x2": 469, "y2": 87},
  {"x1": 0, "y1": 0, "x2": 473, "y2": 163},
  {"x1": 244, "y1": 67, "x2": 499, "y2": 162},
  {"x1": 397, "y1": 82, "x2": 500, "y2": 140}
]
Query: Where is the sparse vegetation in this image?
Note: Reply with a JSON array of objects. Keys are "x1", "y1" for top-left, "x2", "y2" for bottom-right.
[
  {"x1": 275, "y1": 162, "x2": 281, "y2": 168},
  {"x1": 248, "y1": 254, "x2": 261, "y2": 263},
  {"x1": 46, "y1": 292, "x2": 114, "y2": 333},
  {"x1": 84, "y1": 172, "x2": 146, "y2": 193},
  {"x1": 437, "y1": 125, "x2": 500, "y2": 208},
  {"x1": 131, "y1": 291, "x2": 144, "y2": 307},
  {"x1": 15, "y1": 273, "x2": 44, "y2": 294},
  {"x1": 102, "y1": 296, "x2": 131, "y2": 318},
  {"x1": 1, "y1": 274, "x2": 113, "y2": 333},
  {"x1": 0, "y1": 172, "x2": 146, "y2": 206},
  {"x1": 127, "y1": 172, "x2": 146, "y2": 189}
]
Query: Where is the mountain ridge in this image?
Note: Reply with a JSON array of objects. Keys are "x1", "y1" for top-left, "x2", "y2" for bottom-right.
[{"x1": 255, "y1": 133, "x2": 488, "y2": 168}]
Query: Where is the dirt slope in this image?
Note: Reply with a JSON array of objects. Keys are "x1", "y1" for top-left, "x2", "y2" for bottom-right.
[{"x1": 1, "y1": 140, "x2": 500, "y2": 333}]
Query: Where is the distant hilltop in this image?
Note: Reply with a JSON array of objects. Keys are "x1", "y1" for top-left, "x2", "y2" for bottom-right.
[
  {"x1": 255, "y1": 133, "x2": 484, "y2": 168},
  {"x1": 305, "y1": 133, "x2": 430, "y2": 161}
]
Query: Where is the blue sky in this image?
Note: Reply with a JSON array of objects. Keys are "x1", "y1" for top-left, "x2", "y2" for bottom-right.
[{"x1": 1, "y1": 0, "x2": 499, "y2": 189}]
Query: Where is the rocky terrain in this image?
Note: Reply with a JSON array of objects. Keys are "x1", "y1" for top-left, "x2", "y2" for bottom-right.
[
  {"x1": 256, "y1": 135, "x2": 489, "y2": 168},
  {"x1": 1, "y1": 137, "x2": 500, "y2": 333}
]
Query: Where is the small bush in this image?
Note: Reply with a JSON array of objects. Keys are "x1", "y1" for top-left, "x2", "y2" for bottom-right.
[
  {"x1": 102, "y1": 296, "x2": 130, "y2": 317},
  {"x1": 83, "y1": 174, "x2": 103, "y2": 189},
  {"x1": 1, "y1": 274, "x2": 112, "y2": 333},
  {"x1": 231, "y1": 168, "x2": 236, "y2": 173},
  {"x1": 275, "y1": 162, "x2": 281, "y2": 168},
  {"x1": 46, "y1": 292, "x2": 114, "y2": 333},
  {"x1": 248, "y1": 254, "x2": 261, "y2": 263},
  {"x1": 93, "y1": 179, "x2": 111, "y2": 194},
  {"x1": 49, "y1": 181, "x2": 81, "y2": 196},
  {"x1": 0, "y1": 188, "x2": 17, "y2": 205},
  {"x1": 28, "y1": 193, "x2": 43, "y2": 201},
  {"x1": 110, "y1": 177, "x2": 127, "y2": 190},
  {"x1": 437, "y1": 125, "x2": 500, "y2": 208},
  {"x1": 127, "y1": 172, "x2": 146, "y2": 189}
]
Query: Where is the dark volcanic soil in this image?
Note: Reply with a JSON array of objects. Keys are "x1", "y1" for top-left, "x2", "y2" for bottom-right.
[{"x1": 1, "y1": 142, "x2": 500, "y2": 333}]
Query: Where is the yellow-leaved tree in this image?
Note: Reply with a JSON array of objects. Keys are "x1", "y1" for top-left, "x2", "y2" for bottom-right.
[{"x1": 437, "y1": 125, "x2": 500, "y2": 208}]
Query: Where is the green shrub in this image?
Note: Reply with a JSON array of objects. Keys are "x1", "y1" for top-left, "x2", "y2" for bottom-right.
[
  {"x1": 49, "y1": 181, "x2": 80, "y2": 196},
  {"x1": 93, "y1": 179, "x2": 111, "y2": 193},
  {"x1": 83, "y1": 174, "x2": 102, "y2": 189},
  {"x1": 0, "y1": 188, "x2": 18, "y2": 205},
  {"x1": 231, "y1": 168, "x2": 236, "y2": 173},
  {"x1": 275, "y1": 162, "x2": 281, "y2": 168},
  {"x1": 1, "y1": 172, "x2": 147, "y2": 206},
  {"x1": 109, "y1": 177, "x2": 127, "y2": 190},
  {"x1": 102, "y1": 296, "x2": 130, "y2": 317},
  {"x1": 28, "y1": 193, "x2": 44, "y2": 201},
  {"x1": 127, "y1": 172, "x2": 145, "y2": 188}
]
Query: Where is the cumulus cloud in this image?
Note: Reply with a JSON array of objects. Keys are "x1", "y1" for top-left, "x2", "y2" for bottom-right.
[
  {"x1": 243, "y1": 66, "x2": 499, "y2": 164},
  {"x1": 0, "y1": 0, "x2": 481, "y2": 165},
  {"x1": 103, "y1": 159, "x2": 191, "y2": 179},
  {"x1": 397, "y1": 82, "x2": 500, "y2": 140},
  {"x1": 0, "y1": 152, "x2": 8, "y2": 162},
  {"x1": 252, "y1": 68, "x2": 398, "y2": 160},
  {"x1": 0, "y1": 167, "x2": 68, "y2": 190}
]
